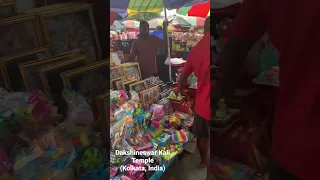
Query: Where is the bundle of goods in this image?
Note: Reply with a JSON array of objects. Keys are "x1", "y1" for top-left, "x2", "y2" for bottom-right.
[
  {"x1": 110, "y1": 90, "x2": 194, "y2": 180},
  {"x1": 172, "y1": 32, "x2": 203, "y2": 51}
]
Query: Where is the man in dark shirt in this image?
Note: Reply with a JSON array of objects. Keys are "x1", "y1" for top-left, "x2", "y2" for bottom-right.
[
  {"x1": 220, "y1": 0, "x2": 320, "y2": 179},
  {"x1": 129, "y1": 21, "x2": 164, "y2": 79}
]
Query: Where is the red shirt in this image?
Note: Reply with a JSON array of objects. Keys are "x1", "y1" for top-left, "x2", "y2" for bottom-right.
[
  {"x1": 234, "y1": 0, "x2": 320, "y2": 179},
  {"x1": 182, "y1": 33, "x2": 210, "y2": 120}
]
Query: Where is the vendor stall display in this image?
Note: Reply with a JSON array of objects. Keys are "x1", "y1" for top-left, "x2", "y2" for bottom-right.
[{"x1": 172, "y1": 32, "x2": 203, "y2": 52}]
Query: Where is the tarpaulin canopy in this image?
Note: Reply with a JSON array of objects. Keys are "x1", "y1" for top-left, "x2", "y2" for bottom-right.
[
  {"x1": 111, "y1": 0, "x2": 209, "y2": 16},
  {"x1": 177, "y1": 2, "x2": 210, "y2": 18},
  {"x1": 184, "y1": 16, "x2": 205, "y2": 28}
]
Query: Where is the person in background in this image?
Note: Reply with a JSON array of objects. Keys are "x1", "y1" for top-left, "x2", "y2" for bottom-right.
[
  {"x1": 178, "y1": 17, "x2": 210, "y2": 180},
  {"x1": 220, "y1": 0, "x2": 320, "y2": 179},
  {"x1": 129, "y1": 21, "x2": 165, "y2": 79}
]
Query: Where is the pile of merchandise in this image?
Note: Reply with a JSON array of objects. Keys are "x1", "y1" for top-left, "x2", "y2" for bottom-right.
[
  {"x1": 110, "y1": 90, "x2": 194, "y2": 180},
  {"x1": 172, "y1": 32, "x2": 203, "y2": 51},
  {"x1": 0, "y1": 88, "x2": 108, "y2": 180}
]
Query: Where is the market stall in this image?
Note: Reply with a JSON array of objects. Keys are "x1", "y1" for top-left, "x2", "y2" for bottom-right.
[{"x1": 109, "y1": 54, "x2": 198, "y2": 179}]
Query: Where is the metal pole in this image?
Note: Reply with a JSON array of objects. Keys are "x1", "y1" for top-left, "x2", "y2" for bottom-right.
[{"x1": 163, "y1": 0, "x2": 172, "y2": 82}]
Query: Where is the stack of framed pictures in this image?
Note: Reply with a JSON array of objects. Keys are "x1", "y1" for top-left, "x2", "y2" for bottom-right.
[{"x1": 25, "y1": 2, "x2": 101, "y2": 62}]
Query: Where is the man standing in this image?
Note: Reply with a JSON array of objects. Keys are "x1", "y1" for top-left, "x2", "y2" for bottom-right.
[
  {"x1": 129, "y1": 21, "x2": 164, "y2": 79},
  {"x1": 221, "y1": 0, "x2": 320, "y2": 179},
  {"x1": 178, "y1": 17, "x2": 210, "y2": 180}
]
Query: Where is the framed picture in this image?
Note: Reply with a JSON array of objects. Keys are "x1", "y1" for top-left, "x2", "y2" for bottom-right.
[
  {"x1": 19, "y1": 52, "x2": 83, "y2": 92},
  {"x1": 0, "y1": 0, "x2": 16, "y2": 18},
  {"x1": 129, "y1": 80, "x2": 147, "y2": 93},
  {"x1": 110, "y1": 51, "x2": 124, "y2": 65},
  {"x1": 0, "y1": 47, "x2": 50, "y2": 91},
  {"x1": 140, "y1": 86, "x2": 160, "y2": 108},
  {"x1": 110, "y1": 65, "x2": 123, "y2": 80},
  {"x1": 60, "y1": 61, "x2": 108, "y2": 96},
  {"x1": 27, "y1": 3, "x2": 101, "y2": 61},
  {"x1": 110, "y1": 77, "x2": 124, "y2": 90},
  {"x1": 0, "y1": 14, "x2": 45, "y2": 59},
  {"x1": 122, "y1": 79, "x2": 136, "y2": 92},
  {"x1": 116, "y1": 80, "x2": 125, "y2": 90},
  {"x1": 98, "y1": 93, "x2": 110, "y2": 148},
  {"x1": 39, "y1": 55, "x2": 87, "y2": 97},
  {"x1": 121, "y1": 62, "x2": 142, "y2": 81}
]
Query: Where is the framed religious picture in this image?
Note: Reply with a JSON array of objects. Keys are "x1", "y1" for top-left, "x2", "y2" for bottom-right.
[
  {"x1": 0, "y1": 0, "x2": 16, "y2": 18},
  {"x1": 129, "y1": 80, "x2": 147, "y2": 93},
  {"x1": 0, "y1": 14, "x2": 45, "y2": 59},
  {"x1": 110, "y1": 77, "x2": 124, "y2": 90},
  {"x1": 60, "y1": 61, "x2": 108, "y2": 96},
  {"x1": 110, "y1": 51, "x2": 124, "y2": 65},
  {"x1": 39, "y1": 55, "x2": 87, "y2": 97},
  {"x1": 122, "y1": 79, "x2": 136, "y2": 92},
  {"x1": 26, "y1": 3, "x2": 101, "y2": 61},
  {"x1": 0, "y1": 47, "x2": 50, "y2": 91},
  {"x1": 116, "y1": 80, "x2": 125, "y2": 90},
  {"x1": 140, "y1": 86, "x2": 160, "y2": 108},
  {"x1": 121, "y1": 62, "x2": 142, "y2": 81},
  {"x1": 19, "y1": 52, "x2": 83, "y2": 92},
  {"x1": 110, "y1": 65, "x2": 123, "y2": 80}
]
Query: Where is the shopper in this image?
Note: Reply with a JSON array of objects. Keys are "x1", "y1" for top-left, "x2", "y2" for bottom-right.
[
  {"x1": 128, "y1": 20, "x2": 165, "y2": 79},
  {"x1": 220, "y1": 0, "x2": 320, "y2": 179},
  {"x1": 178, "y1": 17, "x2": 210, "y2": 180}
]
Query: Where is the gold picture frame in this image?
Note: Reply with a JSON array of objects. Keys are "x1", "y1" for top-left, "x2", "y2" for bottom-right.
[
  {"x1": 110, "y1": 77, "x2": 124, "y2": 90},
  {"x1": 129, "y1": 80, "x2": 147, "y2": 93},
  {"x1": 60, "y1": 61, "x2": 108, "y2": 95},
  {"x1": 26, "y1": 3, "x2": 101, "y2": 61},
  {"x1": 122, "y1": 79, "x2": 137, "y2": 92},
  {"x1": 0, "y1": 14, "x2": 46, "y2": 59},
  {"x1": 39, "y1": 55, "x2": 87, "y2": 97},
  {"x1": 120, "y1": 62, "x2": 142, "y2": 81},
  {"x1": 19, "y1": 52, "x2": 83, "y2": 92},
  {"x1": 110, "y1": 51, "x2": 124, "y2": 65},
  {"x1": 110, "y1": 65, "x2": 123, "y2": 80},
  {"x1": 140, "y1": 86, "x2": 160, "y2": 107},
  {"x1": 0, "y1": 46, "x2": 50, "y2": 91}
]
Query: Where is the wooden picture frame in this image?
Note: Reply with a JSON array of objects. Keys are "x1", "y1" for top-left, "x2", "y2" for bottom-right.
[
  {"x1": 129, "y1": 80, "x2": 147, "y2": 93},
  {"x1": 98, "y1": 93, "x2": 110, "y2": 148},
  {"x1": 60, "y1": 61, "x2": 108, "y2": 95},
  {"x1": 0, "y1": 0, "x2": 16, "y2": 18},
  {"x1": 110, "y1": 77, "x2": 124, "y2": 90},
  {"x1": 140, "y1": 86, "x2": 160, "y2": 107},
  {"x1": 26, "y1": 3, "x2": 101, "y2": 61},
  {"x1": 121, "y1": 62, "x2": 142, "y2": 81},
  {"x1": 0, "y1": 14, "x2": 46, "y2": 59},
  {"x1": 110, "y1": 65, "x2": 123, "y2": 80},
  {"x1": 122, "y1": 79, "x2": 136, "y2": 92},
  {"x1": 110, "y1": 51, "x2": 124, "y2": 65},
  {"x1": 0, "y1": 46, "x2": 50, "y2": 91},
  {"x1": 19, "y1": 52, "x2": 83, "y2": 92},
  {"x1": 39, "y1": 55, "x2": 87, "y2": 97}
]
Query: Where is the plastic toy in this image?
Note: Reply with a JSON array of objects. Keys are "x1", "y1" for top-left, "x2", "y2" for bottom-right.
[
  {"x1": 172, "y1": 129, "x2": 189, "y2": 143},
  {"x1": 156, "y1": 134, "x2": 171, "y2": 147},
  {"x1": 216, "y1": 99, "x2": 227, "y2": 118},
  {"x1": 82, "y1": 147, "x2": 102, "y2": 171}
]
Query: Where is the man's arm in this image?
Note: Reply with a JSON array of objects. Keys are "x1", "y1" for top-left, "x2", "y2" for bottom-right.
[
  {"x1": 128, "y1": 40, "x2": 138, "y2": 62},
  {"x1": 178, "y1": 52, "x2": 193, "y2": 92},
  {"x1": 220, "y1": 0, "x2": 266, "y2": 103}
]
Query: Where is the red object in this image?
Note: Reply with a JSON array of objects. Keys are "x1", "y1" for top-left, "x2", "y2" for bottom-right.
[
  {"x1": 177, "y1": 2, "x2": 210, "y2": 18},
  {"x1": 110, "y1": 12, "x2": 117, "y2": 25},
  {"x1": 233, "y1": 0, "x2": 320, "y2": 179},
  {"x1": 182, "y1": 33, "x2": 210, "y2": 120}
]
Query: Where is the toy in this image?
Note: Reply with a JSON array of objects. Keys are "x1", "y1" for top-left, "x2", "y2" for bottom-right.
[
  {"x1": 82, "y1": 147, "x2": 102, "y2": 171},
  {"x1": 156, "y1": 133, "x2": 171, "y2": 147},
  {"x1": 150, "y1": 127, "x2": 163, "y2": 138},
  {"x1": 80, "y1": 132, "x2": 90, "y2": 148},
  {"x1": 216, "y1": 99, "x2": 227, "y2": 118},
  {"x1": 171, "y1": 129, "x2": 189, "y2": 143}
]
